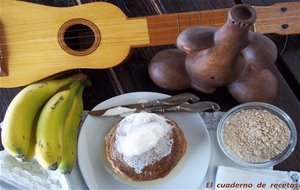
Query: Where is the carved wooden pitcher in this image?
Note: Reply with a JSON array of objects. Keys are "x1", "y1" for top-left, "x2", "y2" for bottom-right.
[{"x1": 149, "y1": 4, "x2": 278, "y2": 103}]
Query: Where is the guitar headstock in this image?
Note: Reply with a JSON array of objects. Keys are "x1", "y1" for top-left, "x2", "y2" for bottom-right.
[{"x1": 254, "y1": 2, "x2": 300, "y2": 35}]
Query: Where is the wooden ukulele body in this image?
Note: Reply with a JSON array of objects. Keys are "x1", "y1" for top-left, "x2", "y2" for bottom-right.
[{"x1": 0, "y1": 0, "x2": 149, "y2": 87}]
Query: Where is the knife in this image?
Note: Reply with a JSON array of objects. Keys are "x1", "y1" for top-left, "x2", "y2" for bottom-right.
[
  {"x1": 142, "y1": 101, "x2": 220, "y2": 113},
  {"x1": 88, "y1": 101, "x2": 220, "y2": 117},
  {"x1": 88, "y1": 93, "x2": 200, "y2": 117}
]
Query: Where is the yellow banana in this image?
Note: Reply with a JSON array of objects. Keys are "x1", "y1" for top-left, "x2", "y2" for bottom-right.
[
  {"x1": 58, "y1": 84, "x2": 85, "y2": 174},
  {"x1": 35, "y1": 81, "x2": 82, "y2": 170},
  {"x1": 24, "y1": 140, "x2": 36, "y2": 161},
  {"x1": 23, "y1": 110, "x2": 41, "y2": 161},
  {"x1": 1, "y1": 77, "x2": 73, "y2": 161}
]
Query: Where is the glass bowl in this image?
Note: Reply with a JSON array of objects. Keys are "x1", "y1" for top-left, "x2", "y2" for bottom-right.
[{"x1": 217, "y1": 102, "x2": 297, "y2": 168}]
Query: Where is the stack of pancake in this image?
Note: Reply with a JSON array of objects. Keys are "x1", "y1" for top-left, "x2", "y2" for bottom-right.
[{"x1": 105, "y1": 112, "x2": 187, "y2": 181}]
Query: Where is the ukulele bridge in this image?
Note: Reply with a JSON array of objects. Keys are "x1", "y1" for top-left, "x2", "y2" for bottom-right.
[{"x1": 0, "y1": 48, "x2": 7, "y2": 77}]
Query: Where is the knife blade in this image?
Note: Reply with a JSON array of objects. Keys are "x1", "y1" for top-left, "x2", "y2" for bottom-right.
[{"x1": 88, "y1": 93, "x2": 200, "y2": 117}]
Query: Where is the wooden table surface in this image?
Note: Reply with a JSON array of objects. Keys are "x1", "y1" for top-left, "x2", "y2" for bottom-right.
[{"x1": 0, "y1": 0, "x2": 299, "y2": 175}]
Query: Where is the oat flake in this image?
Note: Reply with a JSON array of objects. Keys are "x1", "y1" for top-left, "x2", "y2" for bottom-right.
[{"x1": 223, "y1": 109, "x2": 291, "y2": 162}]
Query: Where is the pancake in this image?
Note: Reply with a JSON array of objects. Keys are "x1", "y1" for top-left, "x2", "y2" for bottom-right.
[{"x1": 105, "y1": 112, "x2": 187, "y2": 181}]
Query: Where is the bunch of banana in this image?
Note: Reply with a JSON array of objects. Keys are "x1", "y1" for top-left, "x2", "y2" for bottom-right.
[
  {"x1": 1, "y1": 76, "x2": 74, "y2": 162},
  {"x1": 2, "y1": 73, "x2": 88, "y2": 175},
  {"x1": 35, "y1": 80, "x2": 85, "y2": 172}
]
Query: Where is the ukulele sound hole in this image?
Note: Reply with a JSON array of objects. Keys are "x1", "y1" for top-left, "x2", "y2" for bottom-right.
[
  {"x1": 58, "y1": 19, "x2": 101, "y2": 56},
  {"x1": 64, "y1": 24, "x2": 95, "y2": 51}
]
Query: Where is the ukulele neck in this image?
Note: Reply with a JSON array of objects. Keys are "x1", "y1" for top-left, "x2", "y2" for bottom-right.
[
  {"x1": 144, "y1": 1, "x2": 300, "y2": 46},
  {"x1": 145, "y1": 8, "x2": 229, "y2": 46}
]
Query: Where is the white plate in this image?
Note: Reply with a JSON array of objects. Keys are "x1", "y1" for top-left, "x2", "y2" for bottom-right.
[{"x1": 78, "y1": 92, "x2": 211, "y2": 190}]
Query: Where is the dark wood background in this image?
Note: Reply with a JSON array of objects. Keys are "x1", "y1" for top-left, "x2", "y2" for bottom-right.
[{"x1": 0, "y1": 0, "x2": 299, "y2": 172}]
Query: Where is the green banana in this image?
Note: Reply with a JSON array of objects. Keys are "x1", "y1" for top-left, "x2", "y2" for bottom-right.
[
  {"x1": 1, "y1": 77, "x2": 74, "y2": 161},
  {"x1": 58, "y1": 84, "x2": 85, "y2": 174},
  {"x1": 35, "y1": 81, "x2": 82, "y2": 170}
]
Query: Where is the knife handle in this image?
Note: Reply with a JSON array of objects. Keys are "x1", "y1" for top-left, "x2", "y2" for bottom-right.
[
  {"x1": 143, "y1": 93, "x2": 200, "y2": 108},
  {"x1": 179, "y1": 101, "x2": 220, "y2": 112},
  {"x1": 143, "y1": 101, "x2": 220, "y2": 113}
]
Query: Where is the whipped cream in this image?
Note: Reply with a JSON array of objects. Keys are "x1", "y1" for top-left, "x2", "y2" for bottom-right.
[
  {"x1": 114, "y1": 112, "x2": 174, "y2": 173},
  {"x1": 102, "y1": 106, "x2": 136, "y2": 117},
  {"x1": 120, "y1": 120, "x2": 169, "y2": 156}
]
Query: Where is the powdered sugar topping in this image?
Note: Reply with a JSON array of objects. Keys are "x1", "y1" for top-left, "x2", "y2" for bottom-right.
[{"x1": 113, "y1": 112, "x2": 174, "y2": 173}]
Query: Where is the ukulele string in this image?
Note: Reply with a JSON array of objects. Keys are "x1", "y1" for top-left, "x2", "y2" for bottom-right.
[
  {"x1": 280, "y1": 34, "x2": 289, "y2": 55},
  {"x1": 255, "y1": 15, "x2": 299, "y2": 22},
  {"x1": 0, "y1": 11, "x2": 297, "y2": 48},
  {"x1": 63, "y1": 28, "x2": 95, "y2": 33},
  {"x1": 0, "y1": 13, "x2": 229, "y2": 47}
]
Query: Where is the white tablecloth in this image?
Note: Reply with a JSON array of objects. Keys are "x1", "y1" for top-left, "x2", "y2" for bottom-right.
[{"x1": 2, "y1": 112, "x2": 299, "y2": 190}]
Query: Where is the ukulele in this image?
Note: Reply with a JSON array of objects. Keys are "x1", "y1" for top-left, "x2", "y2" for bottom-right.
[{"x1": 0, "y1": 0, "x2": 299, "y2": 88}]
